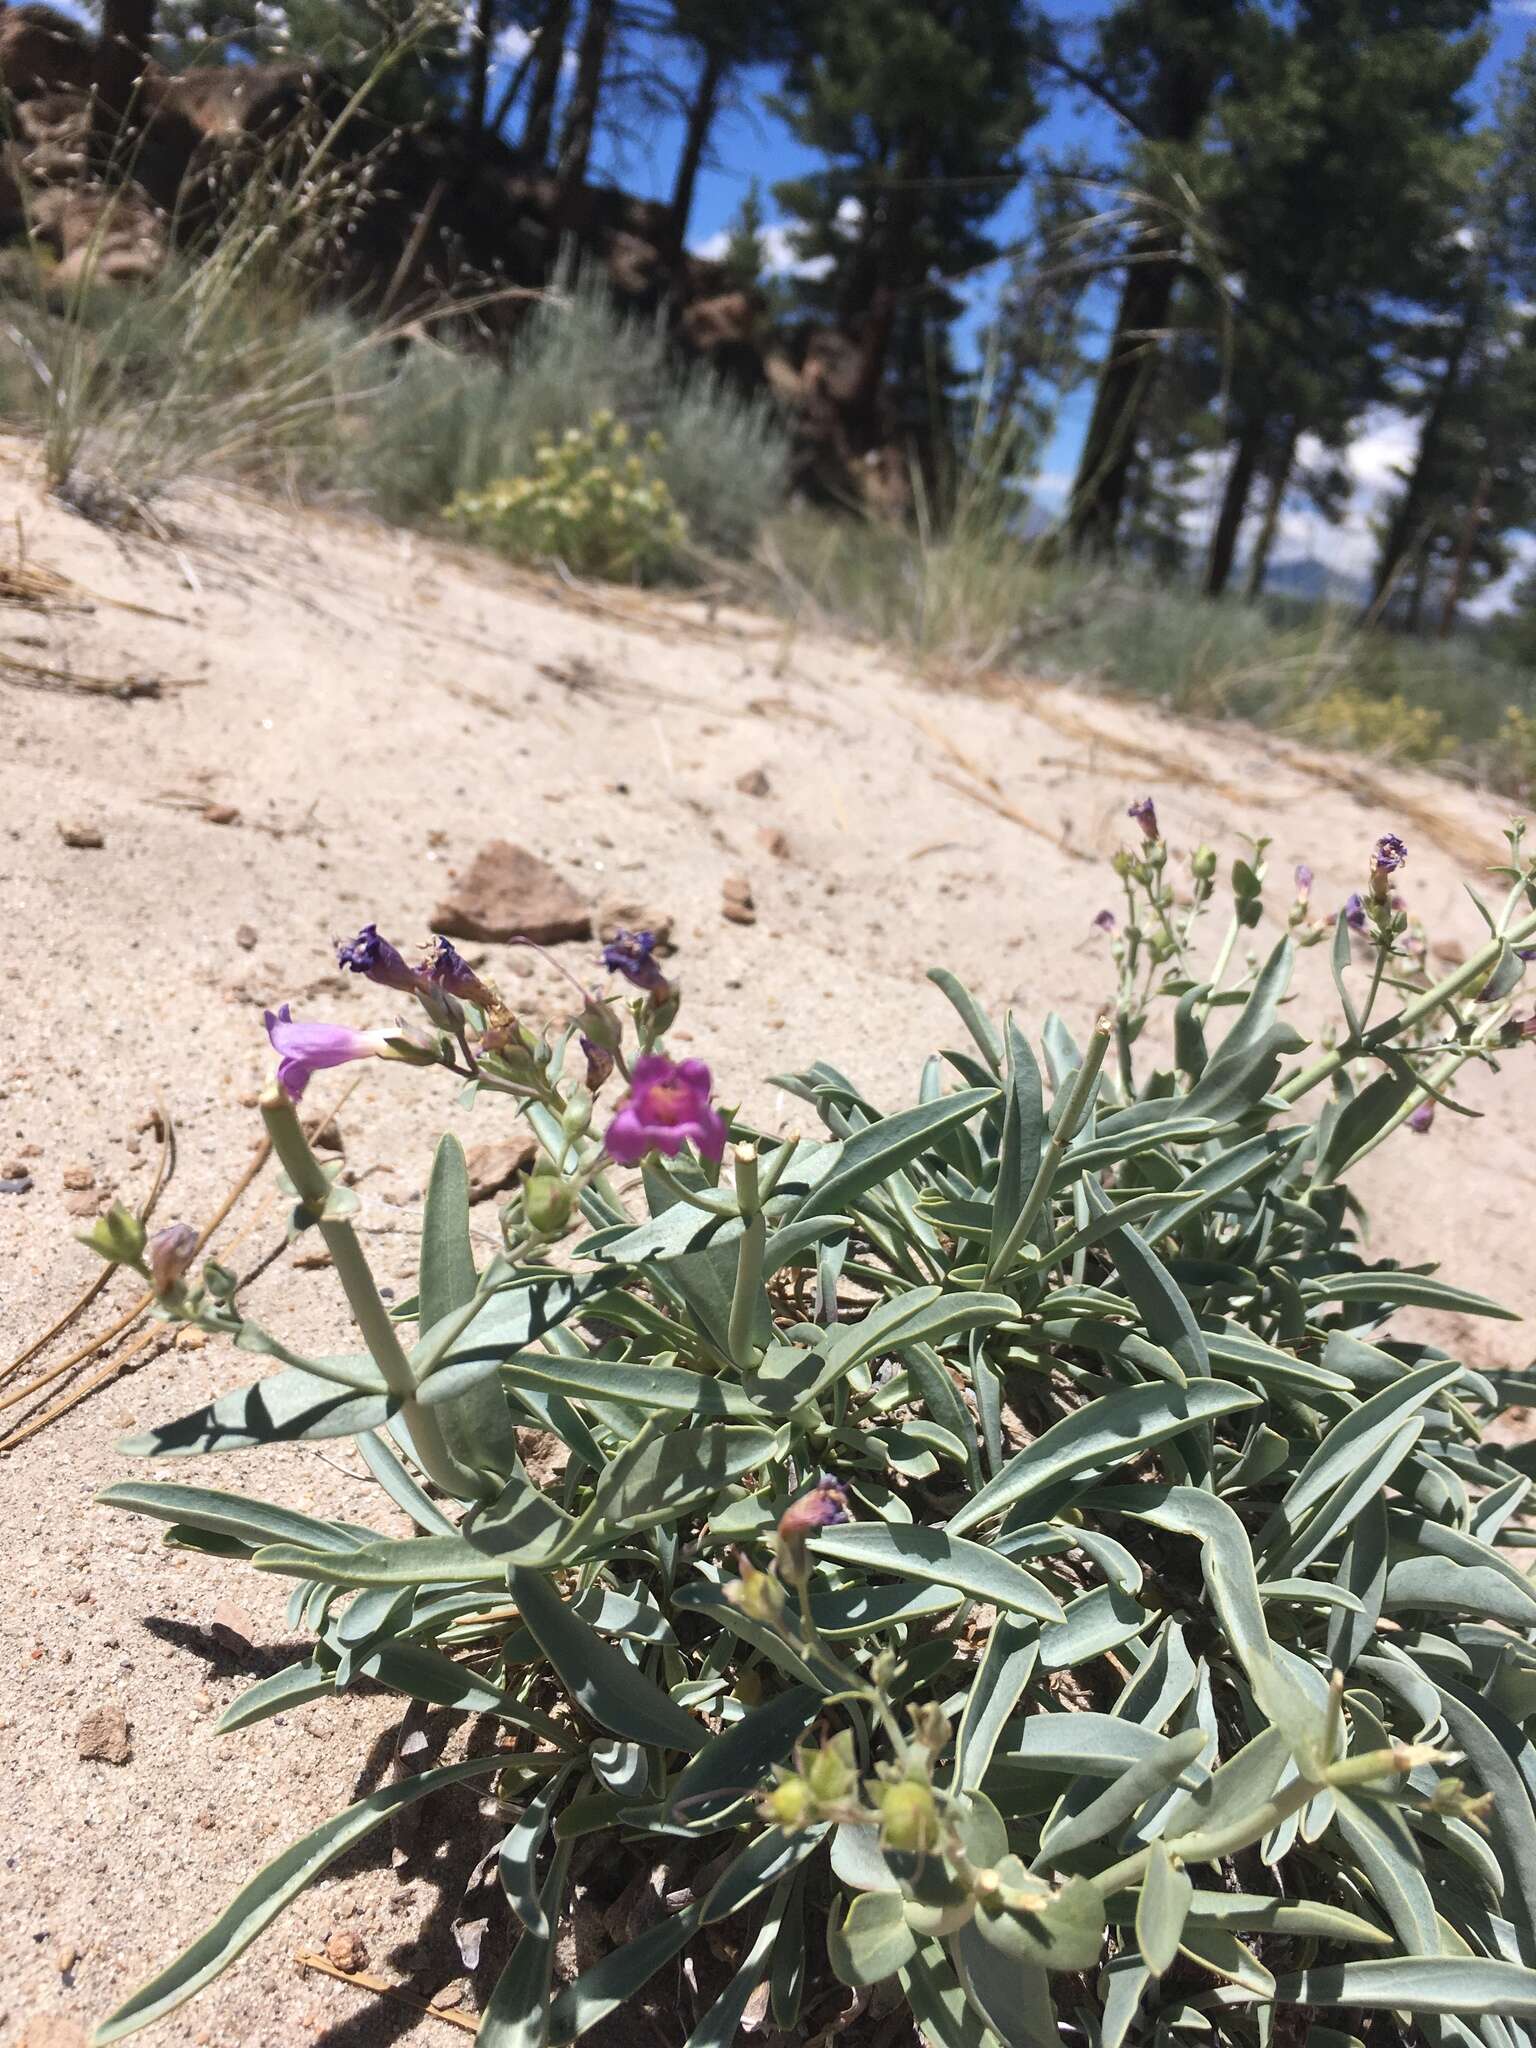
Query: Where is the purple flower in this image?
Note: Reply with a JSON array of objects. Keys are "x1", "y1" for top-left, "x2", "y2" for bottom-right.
[
  {"x1": 147, "y1": 1222, "x2": 199, "y2": 1296},
  {"x1": 1408, "y1": 1101, "x2": 1435, "y2": 1134},
  {"x1": 604, "y1": 1054, "x2": 727, "y2": 1164},
  {"x1": 1372, "y1": 833, "x2": 1408, "y2": 875},
  {"x1": 1092, "y1": 908, "x2": 1117, "y2": 933},
  {"x1": 778, "y1": 1476, "x2": 851, "y2": 1543},
  {"x1": 581, "y1": 1033, "x2": 615, "y2": 1093},
  {"x1": 1128, "y1": 796, "x2": 1159, "y2": 842},
  {"x1": 427, "y1": 937, "x2": 494, "y2": 1008},
  {"x1": 1294, "y1": 864, "x2": 1313, "y2": 903},
  {"x1": 336, "y1": 924, "x2": 422, "y2": 994},
  {"x1": 264, "y1": 1004, "x2": 388, "y2": 1099},
  {"x1": 602, "y1": 929, "x2": 668, "y2": 994},
  {"x1": 1344, "y1": 892, "x2": 1368, "y2": 933}
]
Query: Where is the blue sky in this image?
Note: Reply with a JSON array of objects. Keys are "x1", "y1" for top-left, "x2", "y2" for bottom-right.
[{"x1": 536, "y1": 2, "x2": 1536, "y2": 597}]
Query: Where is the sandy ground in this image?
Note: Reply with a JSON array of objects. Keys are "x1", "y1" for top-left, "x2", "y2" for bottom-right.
[{"x1": 2, "y1": 432, "x2": 1533, "y2": 2048}]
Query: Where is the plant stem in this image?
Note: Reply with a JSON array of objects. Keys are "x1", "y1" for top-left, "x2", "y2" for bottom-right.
[
  {"x1": 1278, "y1": 904, "x2": 1536, "y2": 1105},
  {"x1": 729, "y1": 1145, "x2": 766, "y2": 1370},
  {"x1": 260, "y1": 1086, "x2": 476, "y2": 1500},
  {"x1": 986, "y1": 1016, "x2": 1113, "y2": 1284}
]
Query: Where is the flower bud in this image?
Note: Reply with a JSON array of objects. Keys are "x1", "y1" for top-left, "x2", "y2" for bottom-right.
[
  {"x1": 775, "y1": 1476, "x2": 851, "y2": 1578},
  {"x1": 523, "y1": 1172, "x2": 575, "y2": 1238},
  {"x1": 760, "y1": 1773, "x2": 816, "y2": 1831},
  {"x1": 202, "y1": 1259, "x2": 239, "y2": 1300},
  {"x1": 1191, "y1": 844, "x2": 1217, "y2": 881},
  {"x1": 561, "y1": 1087, "x2": 593, "y2": 1142},
  {"x1": 580, "y1": 1033, "x2": 615, "y2": 1093},
  {"x1": 725, "y1": 1554, "x2": 786, "y2": 1625},
  {"x1": 804, "y1": 1731, "x2": 857, "y2": 1807},
  {"x1": 874, "y1": 1778, "x2": 940, "y2": 1855},
  {"x1": 908, "y1": 1703, "x2": 952, "y2": 1758},
  {"x1": 1127, "y1": 796, "x2": 1159, "y2": 843},
  {"x1": 80, "y1": 1201, "x2": 148, "y2": 1270},
  {"x1": 147, "y1": 1222, "x2": 199, "y2": 1299},
  {"x1": 381, "y1": 1027, "x2": 443, "y2": 1068}
]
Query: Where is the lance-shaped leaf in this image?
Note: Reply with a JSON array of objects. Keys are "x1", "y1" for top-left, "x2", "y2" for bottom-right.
[
  {"x1": 117, "y1": 1365, "x2": 396, "y2": 1457},
  {"x1": 811, "y1": 1523, "x2": 1064, "y2": 1622},
  {"x1": 418, "y1": 1134, "x2": 520, "y2": 1484},
  {"x1": 947, "y1": 1382, "x2": 1260, "y2": 1538},
  {"x1": 509, "y1": 1567, "x2": 704, "y2": 1754},
  {"x1": 1268, "y1": 1958, "x2": 1536, "y2": 2015},
  {"x1": 1089, "y1": 1486, "x2": 1274, "y2": 1688},
  {"x1": 993, "y1": 1013, "x2": 1045, "y2": 1250},
  {"x1": 96, "y1": 1481, "x2": 375, "y2": 1555},
  {"x1": 1041, "y1": 1728, "x2": 1209, "y2": 1862},
  {"x1": 94, "y1": 1755, "x2": 508, "y2": 2042},
  {"x1": 1136, "y1": 1843, "x2": 1193, "y2": 1976},
  {"x1": 791, "y1": 1088, "x2": 997, "y2": 1221},
  {"x1": 481, "y1": 1840, "x2": 571, "y2": 2048},
  {"x1": 954, "y1": 1617, "x2": 1040, "y2": 1791},
  {"x1": 661, "y1": 1685, "x2": 820, "y2": 1829},
  {"x1": 828, "y1": 1890, "x2": 918, "y2": 1988}
]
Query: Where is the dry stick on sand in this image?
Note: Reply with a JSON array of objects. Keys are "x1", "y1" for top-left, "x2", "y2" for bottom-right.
[
  {"x1": 0, "y1": 1083, "x2": 358, "y2": 1451},
  {"x1": 294, "y1": 1951, "x2": 478, "y2": 2033}
]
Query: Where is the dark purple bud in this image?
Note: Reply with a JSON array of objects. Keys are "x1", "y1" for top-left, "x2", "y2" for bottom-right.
[
  {"x1": 1408, "y1": 1101, "x2": 1435, "y2": 1133},
  {"x1": 1370, "y1": 833, "x2": 1407, "y2": 900},
  {"x1": 1344, "y1": 893, "x2": 1367, "y2": 933},
  {"x1": 1294, "y1": 864, "x2": 1313, "y2": 903},
  {"x1": 147, "y1": 1222, "x2": 199, "y2": 1296},
  {"x1": 336, "y1": 924, "x2": 422, "y2": 994},
  {"x1": 427, "y1": 937, "x2": 494, "y2": 1008},
  {"x1": 777, "y1": 1476, "x2": 850, "y2": 1546},
  {"x1": 581, "y1": 1033, "x2": 615, "y2": 1093},
  {"x1": 1518, "y1": 948, "x2": 1536, "y2": 963},
  {"x1": 1127, "y1": 796, "x2": 1159, "y2": 842},
  {"x1": 601, "y1": 929, "x2": 668, "y2": 994},
  {"x1": 1092, "y1": 908, "x2": 1117, "y2": 933}
]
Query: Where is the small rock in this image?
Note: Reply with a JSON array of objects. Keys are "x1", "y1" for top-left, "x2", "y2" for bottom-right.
[
  {"x1": 756, "y1": 826, "x2": 791, "y2": 859},
  {"x1": 234, "y1": 924, "x2": 258, "y2": 951},
  {"x1": 325, "y1": 1929, "x2": 370, "y2": 1974},
  {"x1": 465, "y1": 1135, "x2": 538, "y2": 1204},
  {"x1": 55, "y1": 1943, "x2": 78, "y2": 1974},
  {"x1": 174, "y1": 1326, "x2": 208, "y2": 1350},
  {"x1": 210, "y1": 1600, "x2": 255, "y2": 1651},
  {"x1": 64, "y1": 1189, "x2": 103, "y2": 1218},
  {"x1": 722, "y1": 875, "x2": 756, "y2": 925},
  {"x1": 722, "y1": 901, "x2": 757, "y2": 926},
  {"x1": 293, "y1": 1245, "x2": 332, "y2": 1270},
  {"x1": 430, "y1": 1984, "x2": 466, "y2": 2011},
  {"x1": 1, "y1": 1174, "x2": 32, "y2": 1195},
  {"x1": 61, "y1": 1166, "x2": 95, "y2": 1191},
  {"x1": 202, "y1": 803, "x2": 241, "y2": 826},
  {"x1": 193, "y1": 1690, "x2": 214, "y2": 1714},
  {"x1": 58, "y1": 822, "x2": 103, "y2": 849},
  {"x1": 596, "y1": 898, "x2": 675, "y2": 949},
  {"x1": 434, "y1": 840, "x2": 591, "y2": 945},
  {"x1": 76, "y1": 1703, "x2": 131, "y2": 1764},
  {"x1": 735, "y1": 767, "x2": 771, "y2": 797}
]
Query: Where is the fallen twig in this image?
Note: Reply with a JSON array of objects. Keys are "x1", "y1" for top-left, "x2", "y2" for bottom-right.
[{"x1": 294, "y1": 1950, "x2": 478, "y2": 2033}]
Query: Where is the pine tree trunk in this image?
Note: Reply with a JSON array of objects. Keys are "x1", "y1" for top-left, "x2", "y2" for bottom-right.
[
  {"x1": 1368, "y1": 319, "x2": 1469, "y2": 615},
  {"x1": 1065, "y1": 230, "x2": 1180, "y2": 556},
  {"x1": 1203, "y1": 413, "x2": 1266, "y2": 598},
  {"x1": 1438, "y1": 464, "x2": 1492, "y2": 638},
  {"x1": 557, "y1": 0, "x2": 614, "y2": 201},
  {"x1": 522, "y1": 0, "x2": 570, "y2": 165},
  {"x1": 1243, "y1": 423, "x2": 1296, "y2": 602},
  {"x1": 463, "y1": 0, "x2": 495, "y2": 165},
  {"x1": 1404, "y1": 545, "x2": 1432, "y2": 634},
  {"x1": 669, "y1": 43, "x2": 725, "y2": 251},
  {"x1": 90, "y1": 0, "x2": 155, "y2": 161}
]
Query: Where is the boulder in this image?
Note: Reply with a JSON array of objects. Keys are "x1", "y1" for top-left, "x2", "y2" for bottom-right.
[{"x1": 433, "y1": 840, "x2": 591, "y2": 946}]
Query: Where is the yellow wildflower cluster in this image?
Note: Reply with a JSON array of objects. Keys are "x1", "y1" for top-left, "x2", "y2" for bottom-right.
[{"x1": 448, "y1": 410, "x2": 687, "y2": 582}]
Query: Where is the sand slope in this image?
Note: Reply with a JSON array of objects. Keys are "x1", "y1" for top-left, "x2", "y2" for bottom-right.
[{"x1": 1, "y1": 437, "x2": 1532, "y2": 2045}]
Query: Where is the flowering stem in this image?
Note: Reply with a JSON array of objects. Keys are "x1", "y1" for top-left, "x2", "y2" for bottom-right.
[
  {"x1": 985, "y1": 1015, "x2": 1113, "y2": 1285},
  {"x1": 1278, "y1": 904, "x2": 1536, "y2": 1105},
  {"x1": 259, "y1": 1087, "x2": 478, "y2": 1501},
  {"x1": 728, "y1": 1145, "x2": 767, "y2": 1371}
]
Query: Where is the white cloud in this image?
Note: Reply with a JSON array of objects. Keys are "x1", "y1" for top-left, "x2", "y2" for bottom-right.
[
  {"x1": 691, "y1": 198, "x2": 859, "y2": 283},
  {"x1": 492, "y1": 21, "x2": 575, "y2": 69}
]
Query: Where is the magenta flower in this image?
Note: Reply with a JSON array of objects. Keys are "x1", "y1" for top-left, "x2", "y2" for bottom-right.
[
  {"x1": 1128, "y1": 796, "x2": 1159, "y2": 842},
  {"x1": 427, "y1": 936, "x2": 494, "y2": 1008},
  {"x1": 264, "y1": 1004, "x2": 389, "y2": 1099},
  {"x1": 604, "y1": 1054, "x2": 727, "y2": 1164},
  {"x1": 336, "y1": 924, "x2": 422, "y2": 994}
]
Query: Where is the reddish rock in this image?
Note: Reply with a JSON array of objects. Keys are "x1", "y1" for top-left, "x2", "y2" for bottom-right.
[
  {"x1": 433, "y1": 841, "x2": 590, "y2": 946},
  {"x1": 735, "y1": 767, "x2": 771, "y2": 797},
  {"x1": 75, "y1": 1704, "x2": 130, "y2": 1764},
  {"x1": 324, "y1": 1929, "x2": 370, "y2": 1974},
  {"x1": 466, "y1": 1135, "x2": 538, "y2": 1204}
]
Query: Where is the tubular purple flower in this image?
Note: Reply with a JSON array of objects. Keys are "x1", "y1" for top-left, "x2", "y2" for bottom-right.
[
  {"x1": 426, "y1": 936, "x2": 494, "y2": 1008},
  {"x1": 604, "y1": 1054, "x2": 727, "y2": 1164},
  {"x1": 1344, "y1": 892, "x2": 1368, "y2": 933},
  {"x1": 777, "y1": 1476, "x2": 851, "y2": 1545},
  {"x1": 1408, "y1": 1101, "x2": 1435, "y2": 1133},
  {"x1": 1092, "y1": 908, "x2": 1117, "y2": 933},
  {"x1": 1127, "y1": 796, "x2": 1159, "y2": 842},
  {"x1": 335, "y1": 924, "x2": 422, "y2": 994},
  {"x1": 601, "y1": 929, "x2": 669, "y2": 994},
  {"x1": 1370, "y1": 833, "x2": 1407, "y2": 900},
  {"x1": 147, "y1": 1222, "x2": 199, "y2": 1296},
  {"x1": 1294, "y1": 864, "x2": 1313, "y2": 903},
  {"x1": 264, "y1": 1004, "x2": 389, "y2": 1100}
]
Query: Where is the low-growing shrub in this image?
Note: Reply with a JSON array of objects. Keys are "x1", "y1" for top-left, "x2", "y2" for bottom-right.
[
  {"x1": 86, "y1": 819, "x2": 1536, "y2": 2046},
  {"x1": 448, "y1": 413, "x2": 688, "y2": 582}
]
